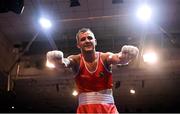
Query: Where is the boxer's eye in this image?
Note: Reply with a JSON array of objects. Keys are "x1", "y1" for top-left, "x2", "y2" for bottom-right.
[
  {"x1": 80, "y1": 36, "x2": 93, "y2": 41},
  {"x1": 87, "y1": 36, "x2": 93, "y2": 40},
  {"x1": 80, "y1": 37, "x2": 86, "y2": 41}
]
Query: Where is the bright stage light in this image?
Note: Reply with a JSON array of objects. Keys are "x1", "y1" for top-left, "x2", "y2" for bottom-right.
[
  {"x1": 39, "y1": 17, "x2": 52, "y2": 29},
  {"x1": 143, "y1": 52, "x2": 158, "y2": 64},
  {"x1": 136, "y1": 4, "x2": 152, "y2": 22},
  {"x1": 72, "y1": 90, "x2": 78, "y2": 96},
  {"x1": 130, "y1": 89, "x2": 136, "y2": 94},
  {"x1": 11, "y1": 106, "x2": 15, "y2": 109},
  {"x1": 46, "y1": 60, "x2": 55, "y2": 68}
]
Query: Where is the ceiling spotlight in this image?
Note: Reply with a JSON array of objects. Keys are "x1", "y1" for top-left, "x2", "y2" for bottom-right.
[
  {"x1": 11, "y1": 106, "x2": 15, "y2": 109},
  {"x1": 130, "y1": 89, "x2": 136, "y2": 94},
  {"x1": 70, "y1": 0, "x2": 80, "y2": 7},
  {"x1": 143, "y1": 52, "x2": 158, "y2": 64},
  {"x1": 39, "y1": 17, "x2": 52, "y2": 29},
  {"x1": 136, "y1": 4, "x2": 152, "y2": 22},
  {"x1": 72, "y1": 90, "x2": 78, "y2": 96}
]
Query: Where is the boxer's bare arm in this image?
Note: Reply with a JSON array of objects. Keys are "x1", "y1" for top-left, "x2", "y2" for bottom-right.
[
  {"x1": 66, "y1": 54, "x2": 80, "y2": 68},
  {"x1": 105, "y1": 45, "x2": 139, "y2": 65},
  {"x1": 104, "y1": 52, "x2": 123, "y2": 65},
  {"x1": 46, "y1": 50, "x2": 80, "y2": 72}
]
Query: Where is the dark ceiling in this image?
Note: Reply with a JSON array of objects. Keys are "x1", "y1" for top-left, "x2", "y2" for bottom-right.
[{"x1": 0, "y1": 0, "x2": 180, "y2": 46}]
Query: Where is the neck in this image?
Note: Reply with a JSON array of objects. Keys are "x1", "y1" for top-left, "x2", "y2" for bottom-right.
[{"x1": 82, "y1": 50, "x2": 97, "y2": 62}]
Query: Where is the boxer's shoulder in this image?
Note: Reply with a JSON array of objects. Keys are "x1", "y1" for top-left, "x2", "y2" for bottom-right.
[
  {"x1": 68, "y1": 54, "x2": 81, "y2": 64},
  {"x1": 100, "y1": 52, "x2": 113, "y2": 62},
  {"x1": 101, "y1": 52, "x2": 113, "y2": 57}
]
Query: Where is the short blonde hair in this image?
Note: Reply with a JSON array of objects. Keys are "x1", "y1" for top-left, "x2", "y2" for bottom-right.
[{"x1": 76, "y1": 28, "x2": 95, "y2": 43}]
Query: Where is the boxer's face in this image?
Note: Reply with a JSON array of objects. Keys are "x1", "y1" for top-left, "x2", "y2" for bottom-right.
[{"x1": 77, "y1": 30, "x2": 97, "y2": 52}]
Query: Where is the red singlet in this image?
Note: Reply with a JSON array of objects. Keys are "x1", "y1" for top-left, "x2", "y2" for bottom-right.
[{"x1": 75, "y1": 52, "x2": 118, "y2": 113}]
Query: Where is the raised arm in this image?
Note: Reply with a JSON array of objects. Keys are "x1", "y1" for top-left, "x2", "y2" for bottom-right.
[
  {"x1": 106, "y1": 45, "x2": 139, "y2": 65},
  {"x1": 46, "y1": 50, "x2": 73, "y2": 68}
]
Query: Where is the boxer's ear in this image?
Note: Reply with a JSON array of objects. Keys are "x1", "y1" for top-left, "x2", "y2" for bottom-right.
[
  {"x1": 95, "y1": 39, "x2": 97, "y2": 46},
  {"x1": 77, "y1": 43, "x2": 80, "y2": 49}
]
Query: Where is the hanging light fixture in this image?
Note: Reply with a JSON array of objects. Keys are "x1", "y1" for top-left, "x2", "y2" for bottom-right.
[{"x1": 70, "y1": 0, "x2": 80, "y2": 7}]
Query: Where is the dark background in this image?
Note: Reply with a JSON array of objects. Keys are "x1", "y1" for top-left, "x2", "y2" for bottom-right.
[{"x1": 0, "y1": 0, "x2": 180, "y2": 112}]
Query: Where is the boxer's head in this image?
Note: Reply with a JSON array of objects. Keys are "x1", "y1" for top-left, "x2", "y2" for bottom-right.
[{"x1": 76, "y1": 28, "x2": 97, "y2": 52}]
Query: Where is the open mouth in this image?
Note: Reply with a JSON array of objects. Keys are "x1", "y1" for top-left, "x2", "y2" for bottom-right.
[
  {"x1": 85, "y1": 45, "x2": 92, "y2": 47},
  {"x1": 84, "y1": 44, "x2": 93, "y2": 50},
  {"x1": 84, "y1": 43, "x2": 92, "y2": 47}
]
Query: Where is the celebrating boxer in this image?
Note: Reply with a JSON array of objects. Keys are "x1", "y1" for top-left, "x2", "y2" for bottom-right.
[{"x1": 46, "y1": 28, "x2": 139, "y2": 113}]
